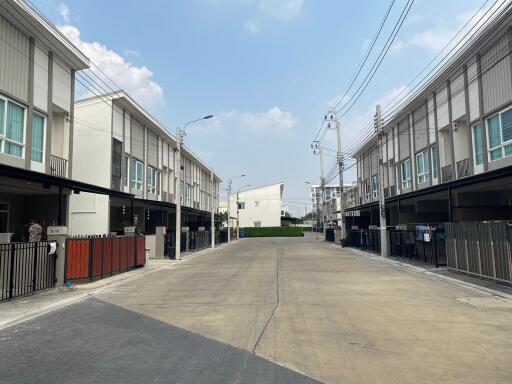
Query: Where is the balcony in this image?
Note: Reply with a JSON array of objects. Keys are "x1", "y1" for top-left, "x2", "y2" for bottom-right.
[
  {"x1": 49, "y1": 155, "x2": 67, "y2": 178},
  {"x1": 441, "y1": 165, "x2": 453, "y2": 183},
  {"x1": 456, "y1": 158, "x2": 470, "y2": 179}
]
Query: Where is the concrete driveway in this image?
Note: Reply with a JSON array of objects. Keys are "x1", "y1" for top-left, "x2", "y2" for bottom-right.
[{"x1": 1, "y1": 236, "x2": 512, "y2": 383}]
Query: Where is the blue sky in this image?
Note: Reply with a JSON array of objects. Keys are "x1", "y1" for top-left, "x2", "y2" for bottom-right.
[{"x1": 35, "y1": 0, "x2": 494, "y2": 215}]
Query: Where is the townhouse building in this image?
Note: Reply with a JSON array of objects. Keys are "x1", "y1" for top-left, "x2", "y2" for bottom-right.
[
  {"x1": 345, "y1": 6, "x2": 512, "y2": 233},
  {"x1": 0, "y1": 0, "x2": 119, "y2": 239},
  {"x1": 70, "y1": 91, "x2": 221, "y2": 236}
]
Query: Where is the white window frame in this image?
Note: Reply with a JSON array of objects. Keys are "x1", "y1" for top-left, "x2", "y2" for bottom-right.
[
  {"x1": 416, "y1": 150, "x2": 430, "y2": 185},
  {"x1": 130, "y1": 158, "x2": 143, "y2": 190},
  {"x1": 364, "y1": 180, "x2": 371, "y2": 201},
  {"x1": 430, "y1": 146, "x2": 439, "y2": 181},
  {"x1": 401, "y1": 159, "x2": 412, "y2": 190},
  {"x1": 31, "y1": 112, "x2": 46, "y2": 164},
  {"x1": 123, "y1": 156, "x2": 130, "y2": 187},
  {"x1": 371, "y1": 175, "x2": 379, "y2": 199},
  {"x1": 147, "y1": 166, "x2": 158, "y2": 195},
  {"x1": 0, "y1": 95, "x2": 27, "y2": 159},
  {"x1": 486, "y1": 105, "x2": 512, "y2": 162}
]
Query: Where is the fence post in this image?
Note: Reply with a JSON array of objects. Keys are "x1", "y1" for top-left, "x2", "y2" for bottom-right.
[
  {"x1": 476, "y1": 224, "x2": 482, "y2": 276},
  {"x1": 489, "y1": 224, "x2": 497, "y2": 283},
  {"x1": 89, "y1": 239, "x2": 94, "y2": 281},
  {"x1": 8, "y1": 243, "x2": 15, "y2": 300},
  {"x1": 507, "y1": 224, "x2": 512, "y2": 284},
  {"x1": 434, "y1": 230, "x2": 438, "y2": 268},
  {"x1": 32, "y1": 243, "x2": 38, "y2": 292}
]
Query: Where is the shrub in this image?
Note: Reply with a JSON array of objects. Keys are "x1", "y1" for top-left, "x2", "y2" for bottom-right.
[{"x1": 240, "y1": 226, "x2": 304, "y2": 237}]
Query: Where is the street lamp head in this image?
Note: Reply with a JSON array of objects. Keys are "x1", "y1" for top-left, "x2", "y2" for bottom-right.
[{"x1": 204, "y1": 115, "x2": 214, "y2": 120}]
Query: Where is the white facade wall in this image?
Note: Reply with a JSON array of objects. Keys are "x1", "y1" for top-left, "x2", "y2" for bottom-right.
[{"x1": 232, "y1": 184, "x2": 283, "y2": 228}]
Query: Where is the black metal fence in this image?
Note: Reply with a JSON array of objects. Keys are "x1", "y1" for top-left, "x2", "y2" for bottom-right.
[
  {"x1": 325, "y1": 228, "x2": 335, "y2": 242},
  {"x1": 188, "y1": 231, "x2": 211, "y2": 252},
  {"x1": 445, "y1": 222, "x2": 512, "y2": 285},
  {"x1": 388, "y1": 228, "x2": 446, "y2": 267},
  {"x1": 165, "y1": 231, "x2": 186, "y2": 258},
  {"x1": 0, "y1": 242, "x2": 56, "y2": 302},
  {"x1": 346, "y1": 229, "x2": 381, "y2": 254}
]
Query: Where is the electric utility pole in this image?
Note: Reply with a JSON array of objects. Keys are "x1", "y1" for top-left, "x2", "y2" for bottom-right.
[
  {"x1": 326, "y1": 113, "x2": 346, "y2": 243},
  {"x1": 227, "y1": 179, "x2": 232, "y2": 243},
  {"x1": 236, "y1": 190, "x2": 240, "y2": 239},
  {"x1": 375, "y1": 104, "x2": 388, "y2": 257},
  {"x1": 210, "y1": 167, "x2": 215, "y2": 249},
  {"x1": 175, "y1": 128, "x2": 183, "y2": 261},
  {"x1": 319, "y1": 147, "x2": 326, "y2": 239}
]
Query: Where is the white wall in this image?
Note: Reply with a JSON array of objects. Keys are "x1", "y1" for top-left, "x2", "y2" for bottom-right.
[
  {"x1": 233, "y1": 184, "x2": 283, "y2": 228},
  {"x1": 33, "y1": 45, "x2": 49, "y2": 112},
  {"x1": 73, "y1": 100, "x2": 112, "y2": 188},
  {"x1": 68, "y1": 193, "x2": 109, "y2": 236}
]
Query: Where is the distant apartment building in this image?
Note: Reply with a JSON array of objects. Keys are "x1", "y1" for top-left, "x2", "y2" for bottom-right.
[
  {"x1": 310, "y1": 184, "x2": 340, "y2": 213},
  {"x1": 344, "y1": 6, "x2": 512, "y2": 230},
  {"x1": 70, "y1": 91, "x2": 221, "y2": 236}
]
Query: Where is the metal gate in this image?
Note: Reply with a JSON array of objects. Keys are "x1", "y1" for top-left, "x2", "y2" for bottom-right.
[
  {"x1": 446, "y1": 222, "x2": 512, "y2": 284},
  {"x1": 0, "y1": 241, "x2": 56, "y2": 302},
  {"x1": 65, "y1": 235, "x2": 145, "y2": 282}
]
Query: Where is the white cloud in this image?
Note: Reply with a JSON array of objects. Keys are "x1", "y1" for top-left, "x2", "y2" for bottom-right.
[
  {"x1": 57, "y1": 3, "x2": 70, "y2": 23},
  {"x1": 192, "y1": 107, "x2": 297, "y2": 138},
  {"x1": 258, "y1": 0, "x2": 303, "y2": 20},
  {"x1": 325, "y1": 94, "x2": 349, "y2": 111},
  {"x1": 244, "y1": 20, "x2": 260, "y2": 33},
  {"x1": 59, "y1": 23, "x2": 164, "y2": 107},
  {"x1": 124, "y1": 49, "x2": 141, "y2": 57},
  {"x1": 392, "y1": 2, "x2": 505, "y2": 54}
]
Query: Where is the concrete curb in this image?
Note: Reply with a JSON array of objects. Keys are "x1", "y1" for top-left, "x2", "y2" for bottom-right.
[{"x1": 340, "y1": 245, "x2": 512, "y2": 301}]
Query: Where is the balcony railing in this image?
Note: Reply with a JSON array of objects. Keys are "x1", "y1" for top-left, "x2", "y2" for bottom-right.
[
  {"x1": 441, "y1": 165, "x2": 452, "y2": 183},
  {"x1": 456, "y1": 158, "x2": 470, "y2": 179},
  {"x1": 49, "y1": 155, "x2": 67, "y2": 178}
]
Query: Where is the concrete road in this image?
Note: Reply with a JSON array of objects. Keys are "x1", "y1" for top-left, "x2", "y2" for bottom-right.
[{"x1": 1, "y1": 236, "x2": 512, "y2": 383}]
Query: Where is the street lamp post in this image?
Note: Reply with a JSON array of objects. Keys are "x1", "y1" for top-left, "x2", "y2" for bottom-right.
[{"x1": 175, "y1": 115, "x2": 213, "y2": 261}]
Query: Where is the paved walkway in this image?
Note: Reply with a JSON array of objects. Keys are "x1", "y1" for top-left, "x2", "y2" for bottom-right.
[{"x1": 1, "y1": 236, "x2": 512, "y2": 383}]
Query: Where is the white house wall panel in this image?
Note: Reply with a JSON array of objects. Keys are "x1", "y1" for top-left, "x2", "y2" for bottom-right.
[
  {"x1": 386, "y1": 133, "x2": 393, "y2": 162},
  {"x1": 436, "y1": 87, "x2": 449, "y2": 128},
  {"x1": 0, "y1": 15, "x2": 30, "y2": 103},
  {"x1": 51, "y1": 55, "x2": 71, "y2": 112},
  {"x1": 414, "y1": 105, "x2": 428, "y2": 151},
  {"x1": 73, "y1": 102, "x2": 111, "y2": 188},
  {"x1": 112, "y1": 103, "x2": 123, "y2": 141},
  {"x1": 428, "y1": 96, "x2": 436, "y2": 143},
  {"x1": 482, "y1": 36, "x2": 512, "y2": 114},
  {"x1": 147, "y1": 130, "x2": 158, "y2": 167},
  {"x1": 227, "y1": 184, "x2": 284, "y2": 228},
  {"x1": 370, "y1": 147, "x2": 378, "y2": 176},
  {"x1": 468, "y1": 61, "x2": 480, "y2": 122},
  {"x1": 131, "y1": 118, "x2": 144, "y2": 160},
  {"x1": 124, "y1": 112, "x2": 131, "y2": 154},
  {"x1": 451, "y1": 73, "x2": 466, "y2": 121},
  {"x1": 398, "y1": 118, "x2": 410, "y2": 161},
  {"x1": 33, "y1": 44, "x2": 48, "y2": 111}
]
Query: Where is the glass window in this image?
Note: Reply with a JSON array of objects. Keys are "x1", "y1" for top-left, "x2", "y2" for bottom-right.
[
  {"x1": 401, "y1": 159, "x2": 411, "y2": 189},
  {"x1": 416, "y1": 150, "x2": 430, "y2": 184},
  {"x1": 31, "y1": 114, "x2": 45, "y2": 163},
  {"x1": 5, "y1": 101, "x2": 25, "y2": 157},
  {"x1": 0, "y1": 99, "x2": 4, "y2": 136},
  {"x1": 487, "y1": 114, "x2": 501, "y2": 149},
  {"x1": 472, "y1": 124, "x2": 483, "y2": 166},
  {"x1": 431, "y1": 146, "x2": 439, "y2": 179},
  {"x1": 501, "y1": 108, "x2": 512, "y2": 143},
  {"x1": 238, "y1": 202, "x2": 245, "y2": 210},
  {"x1": 147, "y1": 166, "x2": 159, "y2": 195},
  {"x1": 130, "y1": 159, "x2": 143, "y2": 190},
  {"x1": 371, "y1": 175, "x2": 379, "y2": 198}
]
